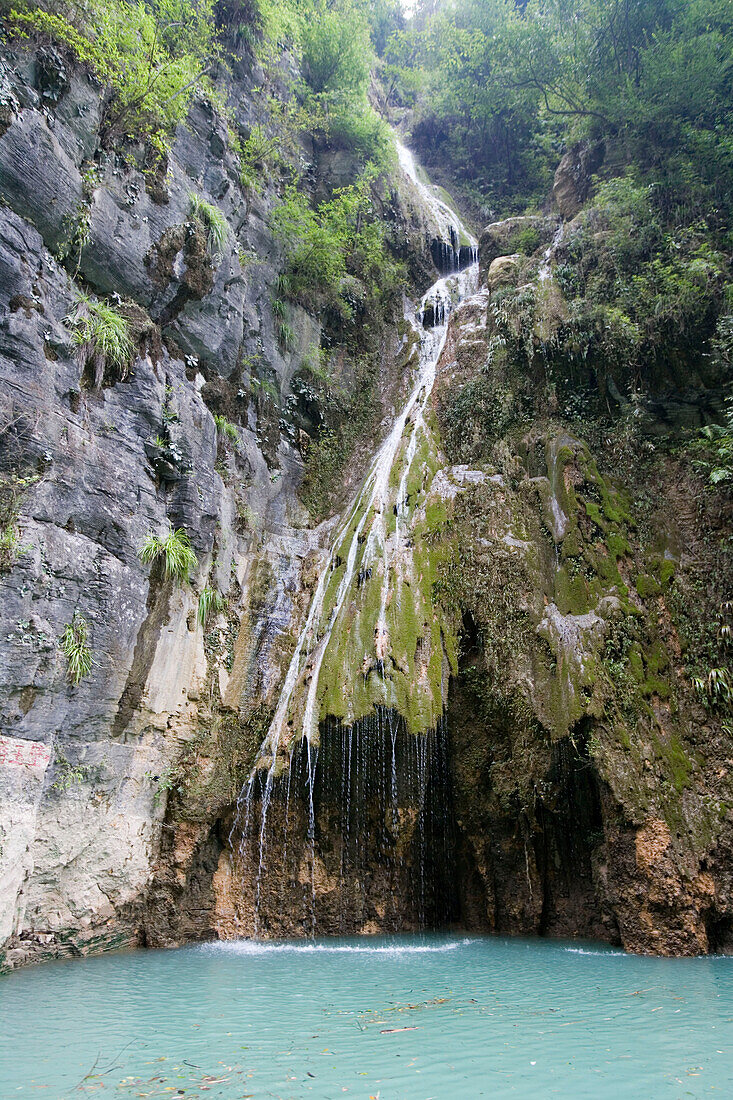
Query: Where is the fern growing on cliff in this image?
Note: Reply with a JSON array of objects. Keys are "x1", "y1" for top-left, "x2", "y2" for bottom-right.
[
  {"x1": 60, "y1": 612, "x2": 93, "y2": 686},
  {"x1": 138, "y1": 524, "x2": 198, "y2": 584}
]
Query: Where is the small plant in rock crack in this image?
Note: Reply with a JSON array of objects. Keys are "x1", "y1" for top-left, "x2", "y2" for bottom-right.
[
  {"x1": 0, "y1": 521, "x2": 25, "y2": 572},
  {"x1": 278, "y1": 320, "x2": 295, "y2": 351},
  {"x1": 51, "y1": 749, "x2": 94, "y2": 791},
  {"x1": 189, "y1": 192, "x2": 228, "y2": 258},
  {"x1": 197, "y1": 585, "x2": 225, "y2": 626},
  {"x1": 214, "y1": 414, "x2": 239, "y2": 443},
  {"x1": 237, "y1": 500, "x2": 257, "y2": 532},
  {"x1": 66, "y1": 292, "x2": 133, "y2": 384},
  {"x1": 144, "y1": 766, "x2": 182, "y2": 805},
  {"x1": 60, "y1": 611, "x2": 93, "y2": 685},
  {"x1": 138, "y1": 523, "x2": 198, "y2": 584}
]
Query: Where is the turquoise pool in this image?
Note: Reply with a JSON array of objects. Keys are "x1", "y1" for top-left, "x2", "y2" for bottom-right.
[{"x1": 1, "y1": 935, "x2": 731, "y2": 1097}]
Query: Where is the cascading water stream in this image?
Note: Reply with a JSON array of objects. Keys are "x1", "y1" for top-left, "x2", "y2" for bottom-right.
[{"x1": 231, "y1": 137, "x2": 479, "y2": 936}]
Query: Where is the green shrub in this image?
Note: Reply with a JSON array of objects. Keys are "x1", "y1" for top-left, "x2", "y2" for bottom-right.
[
  {"x1": 270, "y1": 167, "x2": 404, "y2": 321},
  {"x1": 197, "y1": 585, "x2": 224, "y2": 626},
  {"x1": 7, "y1": 0, "x2": 218, "y2": 153},
  {"x1": 513, "y1": 226, "x2": 541, "y2": 255},
  {"x1": 138, "y1": 523, "x2": 198, "y2": 584},
  {"x1": 300, "y1": 0, "x2": 370, "y2": 96},
  {"x1": 189, "y1": 193, "x2": 228, "y2": 257},
  {"x1": 60, "y1": 612, "x2": 93, "y2": 685},
  {"x1": 66, "y1": 293, "x2": 133, "y2": 382}
]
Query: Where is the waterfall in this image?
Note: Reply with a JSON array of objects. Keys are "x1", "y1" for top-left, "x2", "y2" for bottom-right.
[
  {"x1": 229, "y1": 138, "x2": 479, "y2": 937},
  {"x1": 396, "y1": 139, "x2": 478, "y2": 277}
]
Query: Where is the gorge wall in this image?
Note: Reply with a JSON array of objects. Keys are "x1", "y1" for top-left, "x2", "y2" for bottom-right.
[{"x1": 1, "y1": 24, "x2": 733, "y2": 970}]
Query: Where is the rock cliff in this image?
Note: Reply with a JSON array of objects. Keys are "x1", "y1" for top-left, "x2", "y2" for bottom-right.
[{"x1": 1, "y1": 32, "x2": 732, "y2": 970}]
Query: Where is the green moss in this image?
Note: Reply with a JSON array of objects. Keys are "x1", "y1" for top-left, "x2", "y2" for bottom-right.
[
  {"x1": 628, "y1": 646, "x2": 645, "y2": 683},
  {"x1": 577, "y1": 452, "x2": 633, "y2": 525},
  {"x1": 636, "y1": 573, "x2": 661, "y2": 599},
  {"x1": 655, "y1": 558, "x2": 677, "y2": 588},
  {"x1": 561, "y1": 527, "x2": 582, "y2": 558},
  {"x1": 424, "y1": 498, "x2": 449, "y2": 532},
  {"x1": 607, "y1": 532, "x2": 631, "y2": 558},
  {"x1": 653, "y1": 732, "x2": 693, "y2": 795},
  {"x1": 584, "y1": 500, "x2": 606, "y2": 529},
  {"x1": 406, "y1": 433, "x2": 430, "y2": 502},
  {"x1": 555, "y1": 444, "x2": 575, "y2": 466},
  {"x1": 555, "y1": 567, "x2": 590, "y2": 615}
]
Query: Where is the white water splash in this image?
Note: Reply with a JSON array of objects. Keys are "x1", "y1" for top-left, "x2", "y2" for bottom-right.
[
  {"x1": 257, "y1": 272, "x2": 476, "y2": 765},
  {"x1": 199, "y1": 938, "x2": 474, "y2": 956}
]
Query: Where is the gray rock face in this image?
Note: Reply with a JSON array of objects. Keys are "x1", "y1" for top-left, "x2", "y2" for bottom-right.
[{"x1": 0, "y1": 44, "x2": 330, "y2": 969}]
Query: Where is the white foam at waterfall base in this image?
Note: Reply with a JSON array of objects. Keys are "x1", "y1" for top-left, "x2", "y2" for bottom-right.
[{"x1": 198, "y1": 937, "x2": 474, "y2": 956}]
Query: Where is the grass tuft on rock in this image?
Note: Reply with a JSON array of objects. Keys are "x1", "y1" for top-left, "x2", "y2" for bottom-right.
[
  {"x1": 138, "y1": 524, "x2": 198, "y2": 584},
  {"x1": 66, "y1": 292, "x2": 134, "y2": 382},
  {"x1": 197, "y1": 585, "x2": 224, "y2": 626},
  {"x1": 189, "y1": 193, "x2": 228, "y2": 257}
]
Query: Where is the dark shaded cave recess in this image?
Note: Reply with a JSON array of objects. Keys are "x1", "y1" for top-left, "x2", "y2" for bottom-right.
[{"x1": 447, "y1": 613, "x2": 616, "y2": 944}]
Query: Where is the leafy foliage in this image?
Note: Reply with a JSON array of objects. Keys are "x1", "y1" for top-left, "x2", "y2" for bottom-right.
[
  {"x1": 138, "y1": 524, "x2": 198, "y2": 584},
  {"x1": 553, "y1": 177, "x2": 728, "y2": 393},
  {"x1": 398, "y1": 0, "x2": 733, "y2": 218},
  {"x1": 248, "y1": 0, "x2": 393, "y2": 169},
  {"x1": 214, "y1": 414, "x2": 239, "y2": 442},
  {"x1": 270, "y1": 166, "x2": 404, "y2": 325},
  {"x1": 6, "y1": 0, "x2": 218, "y2": 152},
  {"x1": 60, "y1": 611, "x2": 93, "y2": 685}
]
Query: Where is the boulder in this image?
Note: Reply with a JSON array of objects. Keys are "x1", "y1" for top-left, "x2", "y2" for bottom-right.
[
  {"x1": 552, "y1": 141, "x2": 605, "y2": 220},
  {"x1": 487, "y1": 254, "x2": 521, "y2": 291},
  {"x1": 479, "y1": 216, "x2": 554, "y2": 285}
]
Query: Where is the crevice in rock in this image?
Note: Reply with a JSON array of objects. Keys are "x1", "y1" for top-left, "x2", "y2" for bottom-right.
[{"x1": 110, "y1": 561, "x2": 171, "y2": 740}]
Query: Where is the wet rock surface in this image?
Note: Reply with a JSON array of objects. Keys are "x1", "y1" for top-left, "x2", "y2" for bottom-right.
[{"x1": 427, "y1": 257, "x2": 733, "y2": 956}]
